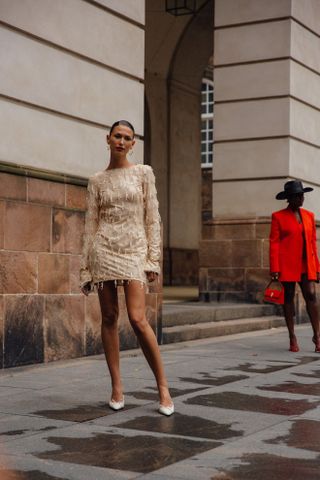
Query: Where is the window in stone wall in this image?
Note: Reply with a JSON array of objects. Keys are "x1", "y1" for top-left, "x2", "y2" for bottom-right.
[{"x1": 201, "y1": 79, "x2": 214, "y2": 167}]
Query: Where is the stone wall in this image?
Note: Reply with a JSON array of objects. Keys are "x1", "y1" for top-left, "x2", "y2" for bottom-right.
[
  {"x1": 200, "y1": 217, "x2": 272, "y2": 302},
  {"x1": 163, "y1": 248, "x2": 199, "y2": 286},
  {"x1": 200, "y1": 216, "x2": 320, "y2": 307},
  {"x1": 0, "y1": 172, "x2": 161, "y2": 368}
]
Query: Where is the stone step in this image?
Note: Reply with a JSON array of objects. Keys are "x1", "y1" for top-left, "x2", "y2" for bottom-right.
[
  {"x1": 162, "y1": 315, "x2": 285, "y2": 345},
  {"x1": 162, "y1": 302, "x2": 277, "y2": 328}
]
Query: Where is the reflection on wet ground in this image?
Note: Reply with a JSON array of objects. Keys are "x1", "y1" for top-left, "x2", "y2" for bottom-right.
[
  {"x1": 126, "y1": 386, "x2": 204, "y2": 401},
  {"x1": 211, "y1": 453, "x2": 320, "y2": 480},
  {"x1": 180, "y1": 374, "x2": 248, "y2": 386},
  {"x1": 185, "y1": 391, "x2": 318, "y2": 415},
  {"x1": 38, "y1": 433, "x2": 214, "y2": 473},
  {"x1": 34, "y1": 402, "x2": 137, "y2": 422},
  {"x1": 115, "y1": 412, "x2": 242, "y2": 440},
  {"x1": 268, "y1": 419, "x2": 320, "y2": 452},
  {"x1": 259, "y1": 381, "x2": 320, "y2": 396},
  {"x1": 0, "y1": 470, "x2": 68, "y2": 480}
]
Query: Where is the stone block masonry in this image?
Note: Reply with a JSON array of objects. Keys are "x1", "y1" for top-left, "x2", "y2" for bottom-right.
[
  {"x1": 0, "y1": 172, "x2": 161, "y2": 368},
  {"x1": 199, "y1": 218, "x2": 271, "y2": 302},
  {"x1": 199, "y1": 216, "x2": 320, "y2": 312}
]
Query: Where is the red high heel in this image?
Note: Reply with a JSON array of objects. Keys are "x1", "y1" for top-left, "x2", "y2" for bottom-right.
[
  {"x1": 312, "y1": 336, "x2": 320, "y2": 353},
  {"x1": 289, "y1": 336, "x2": 299, "y2": 352}
]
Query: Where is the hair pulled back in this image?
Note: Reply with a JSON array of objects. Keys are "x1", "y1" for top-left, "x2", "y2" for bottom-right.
[{"x1": 109, "y1": 120, "x2": 135, "y2": 137}]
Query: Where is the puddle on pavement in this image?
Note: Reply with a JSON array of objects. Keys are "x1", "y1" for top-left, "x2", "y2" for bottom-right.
[
  {"x1": 180, "y1": 374, "x2": 248, "y2": 386},
  {"x1": 295, "y1": 357, "x2": 320, "y2": 365},
  {"x1": 115, "y1": 412, "x2": 242, "y2": 440},
  {"x1": 185, "y1": 391, "x2": 318, "y2": 415},
  {"x1": 0, "y1": 470, "x2": 67, "y2": 480},
  {"x1": 38, "y1": 432, "x2": 214, "y2": 473},
  {"x1": 1, "y1": 426, "x2": 57, "y2": 437},
  {"x1": 226, "y1": 363, "x2": 294, "y2": 374},
  {"x1": 34, "y1": 402, "x2": 137, "y2": 422},
  {"x1": 268, "y1": 419, "x2": 320, "y2": 452},
  {"x1": 1, "y1": 429, "x2": 29, "y2": 436},
  {"x1": 211, "y1": 453, "x2": 320, "y2": 480},
  {"x1": 258, "y1": 381, "x2": 320, "y2": 396},
  {"x1": 226, "y1": 357, "x2": 319, "y2": 374},
  {"x1": 126, "y1": 386, "x2": 204, "y2": 401},
  {"x1": 294, "y1": 369, "x2": 320, "y2": 379}
]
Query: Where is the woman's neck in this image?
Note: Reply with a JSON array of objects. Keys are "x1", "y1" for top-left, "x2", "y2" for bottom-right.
[
  {"x1": 107, "y1": 155, "x2": 130, "y2": 169},
  {"x1": 288, "y1": 204, "x2": 299, "y2": 212}
]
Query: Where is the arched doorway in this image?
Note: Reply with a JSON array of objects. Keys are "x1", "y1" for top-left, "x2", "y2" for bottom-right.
[{"x1": 145, "y1": 0, "x2": 214, "y2": 291}]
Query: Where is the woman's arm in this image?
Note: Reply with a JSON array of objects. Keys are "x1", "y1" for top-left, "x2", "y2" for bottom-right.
[
  {"x1": 269, "y1": 213, "x2": 281, "y2": 277},
  {"x1": 80, "y1": 177, "x2": 99, "y2": 290},
  {"x1": 143, "y1": 166, "x2": 161, "y2": 275}
]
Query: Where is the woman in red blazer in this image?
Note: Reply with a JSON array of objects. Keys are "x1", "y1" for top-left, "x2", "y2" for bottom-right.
[{"x1": 270, "y1": 180, "x2": 320, "y2": 353}]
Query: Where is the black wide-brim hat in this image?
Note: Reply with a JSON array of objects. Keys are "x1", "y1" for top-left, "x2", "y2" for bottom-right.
[{"x1": 276, "y1": 180, "x2": 313, "y2": 200}]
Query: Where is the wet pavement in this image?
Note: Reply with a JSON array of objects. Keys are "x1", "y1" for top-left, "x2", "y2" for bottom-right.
[{"x1": 0, "y1": 325, "x2": 319, "y2": 479}]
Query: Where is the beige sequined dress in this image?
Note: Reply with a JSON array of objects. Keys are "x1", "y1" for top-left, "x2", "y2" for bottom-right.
[{"x1": 80, "y1": 164, "x2": 161, "y2": 288}]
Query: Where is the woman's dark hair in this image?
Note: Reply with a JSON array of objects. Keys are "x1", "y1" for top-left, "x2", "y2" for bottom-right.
[{"x1": 109, "y1": 120, "x2": 135, "y2": 137}]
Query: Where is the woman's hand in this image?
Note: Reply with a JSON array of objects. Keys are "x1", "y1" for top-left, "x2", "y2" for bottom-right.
[
  {"x1": 146, "y1": 271, "x2": 158, "y2": 283},
  {"x1": 271, "y1": 272, "x2": 280, "y2": 281}
]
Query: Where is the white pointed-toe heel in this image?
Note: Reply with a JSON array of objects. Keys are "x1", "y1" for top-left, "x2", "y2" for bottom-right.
[
  {"x1": 108, "y1": 397, "x2": 125, "y2": 411},
  {"x1": 158, "y1": 403, "x2": 174, "y2": 416}
]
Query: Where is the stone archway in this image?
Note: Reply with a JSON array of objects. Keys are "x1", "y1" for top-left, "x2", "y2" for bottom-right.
[{"x1": 145, "y1": 0, "x2": 213, "y2": 286}]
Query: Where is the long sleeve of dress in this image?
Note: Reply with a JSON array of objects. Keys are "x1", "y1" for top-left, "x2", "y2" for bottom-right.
[
  {"x1": 269, "y1": 213, "x2": 280, "y2": 273},
  {"x1": 80, "y1": 177, "x2": 100, "y2": 287},
  {"x1": 311, "y1": 213, "x2": 320, "y2": 272},
  {"x1": 143, "y1": 166, "x2": 161, "y2": 274}
]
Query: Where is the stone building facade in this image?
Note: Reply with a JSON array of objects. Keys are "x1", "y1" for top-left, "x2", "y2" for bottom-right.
[
  {"x1": 199, "y1": 0, "x2": 320, "y2": 303},
  {"x1": 1, "y1": 0, "x2": 320, "y2": 367}
]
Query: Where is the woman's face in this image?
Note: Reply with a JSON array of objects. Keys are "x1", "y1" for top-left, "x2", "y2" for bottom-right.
[
  {"x1": 288, "y1": 193, "x2": 304, "y2": 208},
  {"x1": 107, "y1": 125, "x2": 135, "y2": 156}
]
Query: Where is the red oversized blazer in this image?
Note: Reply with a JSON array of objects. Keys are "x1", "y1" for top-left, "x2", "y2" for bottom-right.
[{"x1": 269, "y1": 207, "x2": 320, "y2": 282}]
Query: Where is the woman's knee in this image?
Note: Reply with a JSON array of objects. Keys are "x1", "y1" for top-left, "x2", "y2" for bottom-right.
[
  {"x1": 305, "y1": 290, "x2": 317, "y2": 303},
  {"x1": 129, "y1": 315, "x2": 148, "y2": 334}
]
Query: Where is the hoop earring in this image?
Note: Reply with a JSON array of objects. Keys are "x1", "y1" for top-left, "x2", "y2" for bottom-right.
[
  {"x1": 129, "y1": 148, "x2": 133, "y2": 156},
  {"x1": 107, "y1": 145, "x2": 110, "y2": 151}
]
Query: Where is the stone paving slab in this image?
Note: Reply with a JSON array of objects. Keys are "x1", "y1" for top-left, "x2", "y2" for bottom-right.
[{"x1": 0, "y1": 325, "x2": 319, "y2": 479}]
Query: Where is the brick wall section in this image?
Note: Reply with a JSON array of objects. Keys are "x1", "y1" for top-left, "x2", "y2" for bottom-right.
[
  {"x1": 200, "y1": 218, "x2": 320, "y2": 309},
  {"x1": 199, "y1": 218, "x2": 274, "y2": 302},
  {"x1": 0, "y1": 172, "x2": 162, "y2": 368}
]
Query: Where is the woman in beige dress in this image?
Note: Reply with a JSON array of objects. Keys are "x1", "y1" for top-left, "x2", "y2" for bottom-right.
[{"x1": 80, "y1": 120, "x2": 174, "y2": 416}]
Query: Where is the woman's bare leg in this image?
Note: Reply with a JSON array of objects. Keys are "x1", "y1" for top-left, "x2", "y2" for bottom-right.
[
  {"x1": 299, "y1": 275, "x2": 320, "y2": 339},
  {"x1": 98, "y1": 281, "x2": 123, "y2": 402},
  {"x1": 282, "y1": 282, "x2": 298, "y2": 348},
  {"x1": 123, "y1": 281, "x2": 172, "y2": 407}
]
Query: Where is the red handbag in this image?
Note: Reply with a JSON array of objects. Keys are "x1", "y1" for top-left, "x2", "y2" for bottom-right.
[{"x1": 263, "y1": 280, "x2": 284, "y2": 304}]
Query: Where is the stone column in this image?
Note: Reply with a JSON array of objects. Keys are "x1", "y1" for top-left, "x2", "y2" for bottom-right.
[{"x1": 200, "y1": 0, "x2": 320, "y2": 302}]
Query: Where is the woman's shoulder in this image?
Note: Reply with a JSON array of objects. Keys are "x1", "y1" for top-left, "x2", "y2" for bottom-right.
[
  {"x1": 272, "y1": 208, "x2": 289, "y2": 218},
  {"x1": 137, "y1": 163, "x2": 153, "y2": 172},
  {"x1": 137, "y1": 163, "x2": 155, "y2": 180},
  {"x1": 88, "y1": 170, "x2": 107, "y2": 183},
  {"x1": 301, "y1": 208, "x2": 315, "y2": 218}
]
